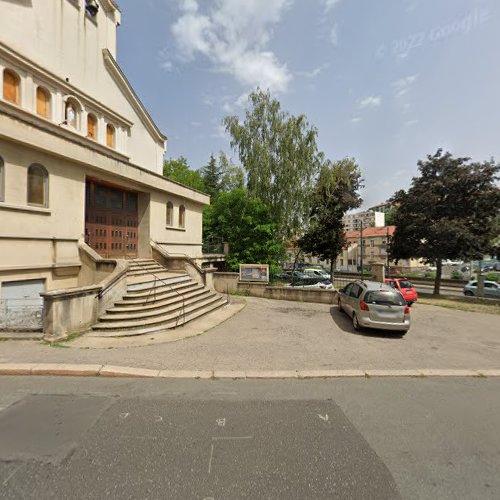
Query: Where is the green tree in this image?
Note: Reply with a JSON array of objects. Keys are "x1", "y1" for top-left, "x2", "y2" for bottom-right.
[
  {"x1": 299, "y1": 158, "x2": 363, "y2": 277},
  {"x1": 163, "y1": 156, "x2": 205, "y2": 192},
  {"x1": 203, "y1": 189, "x2": 285, "y2": 271},
  {"x1": 390, "y1": 149, "x2": 500, "y2": 294},
  {"x1": 219, "y1": 152, "x2": 245, "y2": 192},
  {"x1": 223, "y1": 89, "x2": 320, "y2": 238},
  {"x1": 384, "y1": 205, "x2": 398, "y2": 225},
  {"x1": 201, "y1": 154, "x2": 223, "y2": 199}
]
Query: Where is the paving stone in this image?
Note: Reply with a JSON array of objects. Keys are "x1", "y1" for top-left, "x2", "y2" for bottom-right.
[
  {"x1": 158, "y1": 370, "x2": 213, "y2": 379},
  {"x1": 244, "y1": 370, "x2": 298, "y2": 379},
  {"x1": 100, "y1": 365, "x2": 159, "y2": 378},
  {"x1": 476, "y1": 369, "x2": 500, "y2": 377},
  {"x1": 364, "y1": 369, "x2": 424, "y2": 377},
  {"x1": 298, "y1": 369, "x2": 365, "y2": 378},
  {"x1": 0, "y1": 363, "x2": 34, "y2": 375},
  {"x1": 30, "y1": 364, "x2": 103, "y2": 376},
  {"x1": 419, "y1": 369, "x2": 480, "y2": 377},
  {"x1": 213, "y1": 370, "x2": 247, "y2": 379}
]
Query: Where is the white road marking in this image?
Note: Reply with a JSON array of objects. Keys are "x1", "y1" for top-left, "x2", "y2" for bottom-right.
[
  {"x1": 119, "y1": 412, "x2": 130, "y2": 419},
  {"x1": 216, "y1": 418, "x2": 226, "y2": 427},
  {"x1": 154, "y1": 416, "x2": 163, "y2": 422},
  {"x1": 212, "y1": 436, "x2": 253, "y2": 441},
  {"x1": 208, "y1": 443, "x2": 215, "y2": 474},
  {"x1": 318, "y1": 414, "x2": 329, "y2": 422}
]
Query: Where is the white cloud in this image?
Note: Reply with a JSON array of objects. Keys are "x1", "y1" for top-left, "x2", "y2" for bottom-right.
[
  {"x1": 404, "y1": 119, "x2": 419, "y2": 127},
  {"x1": 171, "y1": 0, "x2": 292, "y2": 94},
  {"x1": 211, "y1": 124, "x2": 227, "y2": 139},
  {"x1": 358, "y1": 96, "x2": 382, "y2": 109},
  {"x1": 323, "y1": 0, "x2": 341, "y2": 13},
  {"x1": 160, "y1": 60, "x2": 174, "y2": 72},
  {"x1": 296, "y1": 63, "x2": 329, "y2": 79},
  {"x1": 330, "y1": 24, "x2": 339, "y2": 46},
  {"x1": 392, "y1": 74, "x2": 418, "y2": 97}
]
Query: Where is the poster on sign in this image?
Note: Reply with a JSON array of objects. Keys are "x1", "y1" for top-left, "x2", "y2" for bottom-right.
[{"x1": 239, "y1": 264, "x2": 269, "y2": 283}]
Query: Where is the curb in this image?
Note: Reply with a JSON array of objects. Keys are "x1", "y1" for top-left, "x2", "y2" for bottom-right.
[{"x1": 0, "y1": 364, "x2": 499, "y2": 379}]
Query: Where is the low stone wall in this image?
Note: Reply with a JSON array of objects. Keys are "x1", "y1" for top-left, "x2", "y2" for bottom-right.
[
  {"x1": 214, "y1": 272, "x2": 338, "y2": 305},
  {"x1": 42, "y1": 260, "x2": 129, "y2": 342}
]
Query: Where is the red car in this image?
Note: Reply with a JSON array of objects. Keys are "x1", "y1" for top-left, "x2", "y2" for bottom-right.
[{"x1": 385, "y1": 277, "x2": 418, "y2": 305}]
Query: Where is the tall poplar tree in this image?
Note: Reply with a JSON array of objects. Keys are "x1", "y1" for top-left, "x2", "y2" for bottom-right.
[{"x1": 224, "y1": 89, "x2": 320, "y2": 238}]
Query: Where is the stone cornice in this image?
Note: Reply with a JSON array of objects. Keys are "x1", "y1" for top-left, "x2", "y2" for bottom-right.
[
  {"x1": 102, "y1": 49, "x2": 166, "y2": 145},
  {"x1": 0, "y1": 41, "x2": 133, "y2": 129}
]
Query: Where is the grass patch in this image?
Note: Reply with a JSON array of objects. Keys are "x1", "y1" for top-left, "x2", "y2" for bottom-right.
[{"x1": 418, "y1": 293, "x2": 500, "y2": 315}]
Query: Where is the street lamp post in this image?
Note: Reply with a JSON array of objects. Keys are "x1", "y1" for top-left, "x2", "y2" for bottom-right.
[{"x1": 356, "y1": 219, "x2": 364, "y2": 279}]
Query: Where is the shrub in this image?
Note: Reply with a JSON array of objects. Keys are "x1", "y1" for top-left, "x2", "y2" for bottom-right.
[
  {"x1": 451, "y1": 270, "x2": 463, "y2": 280},
  {"x1": 485, "y1": 272, "x2": 499, "y2": 282}
]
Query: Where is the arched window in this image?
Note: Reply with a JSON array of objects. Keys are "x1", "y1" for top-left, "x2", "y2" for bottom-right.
[
  {"x1": 179, "y1": 205, "x2": 185, "y2": 228},
  {"x1": 65, "y1": 98, "x2": 79, "y2": 128},
  {"x1": 0, "y1": 156, "x2": 4, "y2": 202},
  {"x1": 166, "y1": 201, "x2": 173, "y2": 226},
  {"x1": 3, "y1": 69, "x2": 20, "y2": 105},
  {"x1": 87, "y1": 113, "x2": 97, "y2": 140},
  {"x1": 106, "y1": 123, "x2": 115, "y2": 148},
  {"x1": 36, "y1": 86, "x2": 51, "y2": 118},
  {"x1": 27, "y1": 164, "x2": 48, "y2": 207}
]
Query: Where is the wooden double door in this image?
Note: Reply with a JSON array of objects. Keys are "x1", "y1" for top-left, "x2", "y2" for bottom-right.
[{"x1": 85, "y1": 180, "x2": 139, "y2": 258}]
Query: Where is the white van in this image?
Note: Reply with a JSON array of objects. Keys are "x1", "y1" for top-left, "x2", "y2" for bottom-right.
[{"x1": 303, "y1": 268, "x2": 331, "y2": 280}]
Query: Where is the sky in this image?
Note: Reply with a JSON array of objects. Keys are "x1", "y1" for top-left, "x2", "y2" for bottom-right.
[{"x1": 116, "y1": 0, "x2": 500, "y2": 209}]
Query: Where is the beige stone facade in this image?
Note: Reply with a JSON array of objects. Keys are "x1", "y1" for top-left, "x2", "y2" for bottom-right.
[{"x1": 0, "y1": 0, "x2": 211, "y2": 309}]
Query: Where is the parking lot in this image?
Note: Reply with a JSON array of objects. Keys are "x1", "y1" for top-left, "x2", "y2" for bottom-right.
[{"x1": 0, "y1": 297, "x2": 499, "y2": 372}]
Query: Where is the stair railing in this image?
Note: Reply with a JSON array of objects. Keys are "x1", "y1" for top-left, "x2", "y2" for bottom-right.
[{"x1": 127, "y1": 257, "x2": 186, "y2": 327}]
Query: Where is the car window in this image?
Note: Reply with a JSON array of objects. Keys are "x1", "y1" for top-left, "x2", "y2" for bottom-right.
[
  {"x1": 388, "y1": 281, "x2": 397, "y2": 289},
  {"x1": 470, "y1": 282, "x2": 477, "y2": 287},
  {"x1": 485, "y1": 283, "x2": 497, "y2": 288},
  {"x1": 364, "y1": 290, "x2": 406, "y2": 306},
  {"x1": 350, "y1": 284, "x2": 362, "y2": 298},
  {"x1": 398, "y1": 280, "x2": 412, "y2": 288},
  {"x1": 343, "y1": 284, "x2": 353, "y2": 295}
]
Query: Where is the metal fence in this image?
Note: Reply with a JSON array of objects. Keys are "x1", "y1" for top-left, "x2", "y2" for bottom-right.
[{"x1": 0, "y1": 299, "x2": 44, "y2": 331}]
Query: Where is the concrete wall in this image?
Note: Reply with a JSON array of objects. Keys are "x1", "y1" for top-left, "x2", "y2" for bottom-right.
[
  {"x1": 42, "y1": 285, "x2": 100, "y2": 340},
  {"x1": 213, "y1": 273, "x2": 338, "y2": 305}
]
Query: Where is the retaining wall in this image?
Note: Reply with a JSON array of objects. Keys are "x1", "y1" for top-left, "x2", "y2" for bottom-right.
[{"x1": 214, "y1": 272, "x2": 338, "y2": 305}]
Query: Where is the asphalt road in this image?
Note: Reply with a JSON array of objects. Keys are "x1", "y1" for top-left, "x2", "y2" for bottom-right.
[{"x1": 1, "y1": 377, "x2": 499, "y2": 499}]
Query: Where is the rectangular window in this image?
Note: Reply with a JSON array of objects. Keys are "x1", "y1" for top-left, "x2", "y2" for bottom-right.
[{"x1": 370, "y1": 240, "x2": 374, "y2": 248}]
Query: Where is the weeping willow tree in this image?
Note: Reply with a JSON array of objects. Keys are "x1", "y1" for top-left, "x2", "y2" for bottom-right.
[{"x1": 223, "y1": 89, "x2": 320, "y2": 239}]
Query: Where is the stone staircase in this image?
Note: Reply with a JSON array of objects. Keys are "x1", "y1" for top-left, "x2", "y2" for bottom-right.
[{"x1": 89, "y1": 259, "x2": 227, "y2": 337}]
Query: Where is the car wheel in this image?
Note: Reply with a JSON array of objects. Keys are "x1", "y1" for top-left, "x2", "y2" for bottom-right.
[
  {"x1": 338, "y1": 298, "x2": 343, "y2": 313},
  {"x1": 352, "y1": 313, "x2": 360, "y2": 331},
  {"x1": 464, "y1": 291, "x2": 474, "y2": 296}
]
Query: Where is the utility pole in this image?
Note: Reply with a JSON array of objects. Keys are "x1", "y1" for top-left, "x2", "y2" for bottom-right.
[
  {"x1": 357, "y1": 219, "x2": 364, "y2": 279},
  {"x1": 386, "y1": 226, "x2": 390, "y2": 276}
]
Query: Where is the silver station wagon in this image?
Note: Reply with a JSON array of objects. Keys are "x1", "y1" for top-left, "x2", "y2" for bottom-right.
[{"x1": 338, "y1": 280, "x2": 411, "y2": 334}]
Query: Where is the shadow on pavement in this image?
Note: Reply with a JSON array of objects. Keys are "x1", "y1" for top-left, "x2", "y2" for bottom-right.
[{"x1": 329, "y1": 306, "x2": 406, "y2": 339}]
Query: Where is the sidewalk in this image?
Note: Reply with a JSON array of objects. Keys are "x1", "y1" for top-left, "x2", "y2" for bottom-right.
[{"x1": 1, "y1": 297, "x2": 499, "y2": 376}]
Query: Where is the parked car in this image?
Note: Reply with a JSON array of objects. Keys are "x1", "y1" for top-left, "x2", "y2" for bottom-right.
[
  {"x1": 288, "y1": 278, "x2": 333, "y2": 289},
  {"x1": 303, "y1": 268, "x2": 331, "y2": 280},
  {"x1": 275, "y1": 271, "x2": 307, "y2": 282},
  {"x1": 338, "y1": 280, "x2": 410, "y2": 334},
  {"x1": 385, "y1": 277, "x2": 418, "y2": 305},
  {"x1": 463, "y1": 280, "x2": 500, "y2": 298}
]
